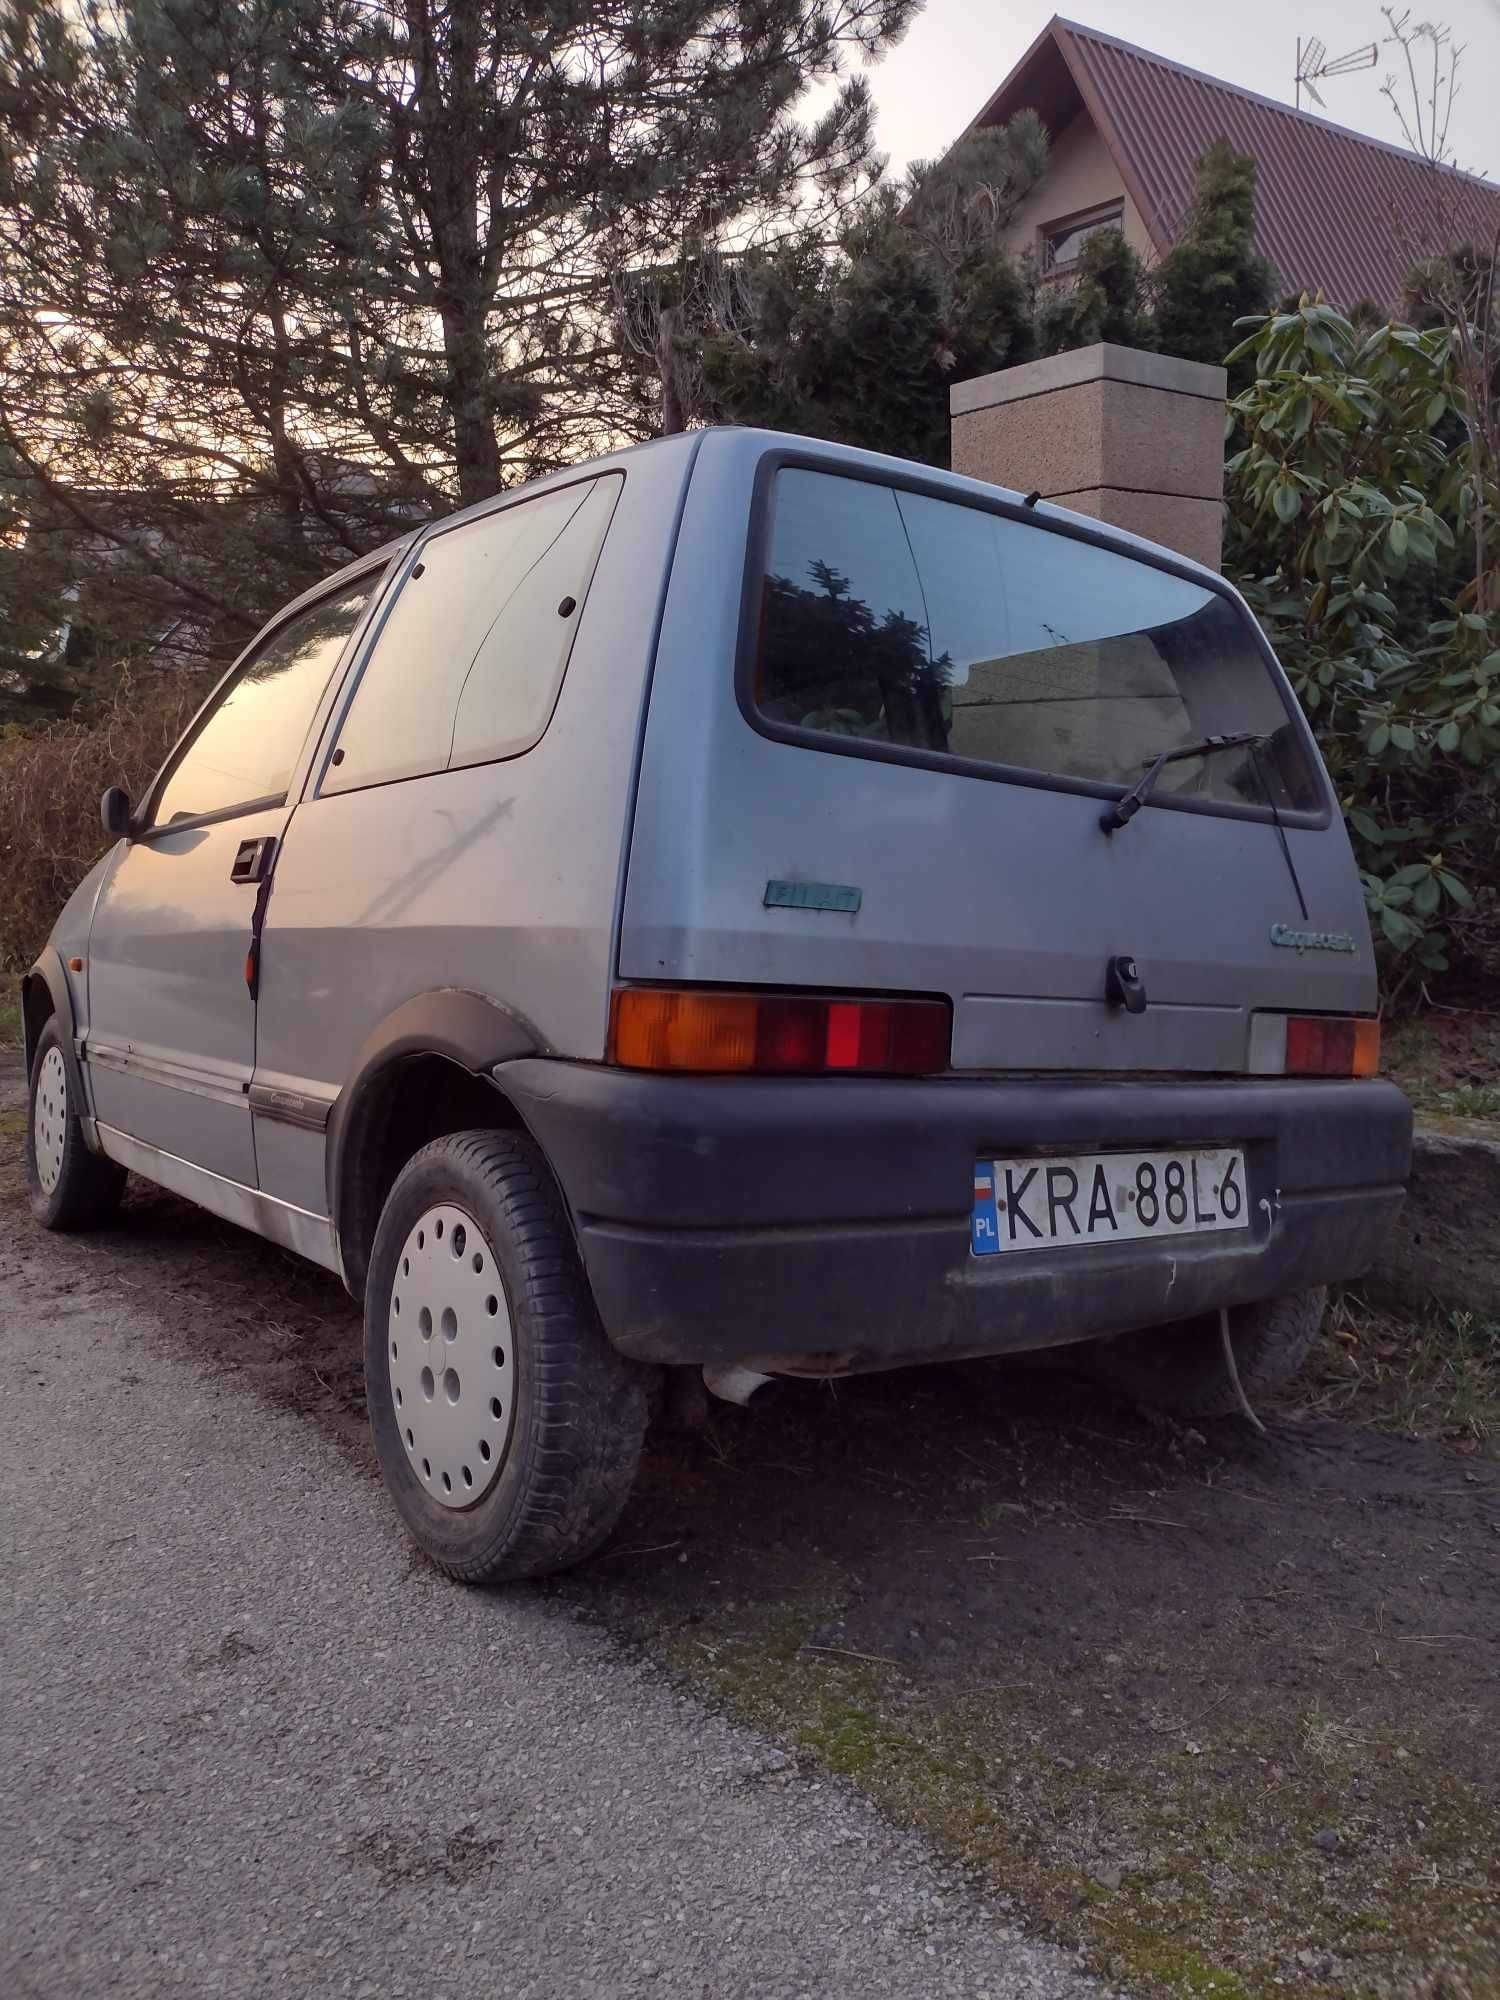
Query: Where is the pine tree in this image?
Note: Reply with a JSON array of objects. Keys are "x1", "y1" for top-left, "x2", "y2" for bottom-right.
[
  {"x1": 698, "y1": 117, "x2": 1048, "y2": 466},
  {"x1": 1035, "y1": 228, "x2": 1154, "y2": 357},
  {"x1": 0, "y1": 0, "x2": 915, "y2": 709},
  {"x1": 1154, "y1": 142, "x2": 1278, "y2": 367}
]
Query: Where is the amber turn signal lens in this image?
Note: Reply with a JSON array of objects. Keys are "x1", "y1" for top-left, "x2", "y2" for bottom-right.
[
  {"x1": 1284, "y1": 1015, "x2": 1380, "y2": 1078},
  {"x1": 608, "y1": 988, "x2": 951, "y2": 1076}
]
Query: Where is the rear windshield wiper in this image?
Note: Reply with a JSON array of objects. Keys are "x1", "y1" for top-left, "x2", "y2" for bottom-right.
[{"x1": 1099, "y1": 732, "x2": 1271, "y2": 834}]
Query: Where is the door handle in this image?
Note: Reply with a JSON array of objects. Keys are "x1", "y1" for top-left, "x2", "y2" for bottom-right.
[{"x1": 230, "y1": 836, "x2": 276, "y2": 885}]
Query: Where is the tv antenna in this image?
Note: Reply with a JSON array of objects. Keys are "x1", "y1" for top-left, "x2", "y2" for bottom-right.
[{"x1": 1295, "y1": 34, "x2": 1378, "y2": 111}]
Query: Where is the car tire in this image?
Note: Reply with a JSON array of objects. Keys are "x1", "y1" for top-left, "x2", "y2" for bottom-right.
[
  {"x1": 1079, "y1": 1287, "x2": 1327, "y2": 1419},
  {"x1": 364, "y1": 1128, "x2": 652, "y2": 1584},
  {"x1": 25, "y1": 1018, "x2": 126, "y2": 1231}
]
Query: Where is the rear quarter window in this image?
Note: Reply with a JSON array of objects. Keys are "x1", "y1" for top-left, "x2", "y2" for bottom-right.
[
  {"x1": 324, "y1": 473, "x2": 622, "y2": 794},
  {"x1": 753, "y1": 467, "x2": 1320, "y2": 816}
]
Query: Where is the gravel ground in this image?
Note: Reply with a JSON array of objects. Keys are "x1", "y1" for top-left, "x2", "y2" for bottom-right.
[{"x1": 0, "y1": 1234, "x2": 1108, "y2": 2000}]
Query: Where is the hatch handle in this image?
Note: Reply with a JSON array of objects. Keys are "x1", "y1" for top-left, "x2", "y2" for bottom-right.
[{"x1": 1105, "y1": 954, "x2": 1148, "y2": 1014}]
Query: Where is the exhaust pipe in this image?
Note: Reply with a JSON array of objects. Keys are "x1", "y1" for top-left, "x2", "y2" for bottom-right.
[{"x1": 702, "y1": 1363, "x2": 774, "y2": 1408}]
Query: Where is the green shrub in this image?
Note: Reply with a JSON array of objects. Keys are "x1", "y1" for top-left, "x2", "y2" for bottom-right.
[{"x1": 1225, "y1": 299, "x2": 1500, "y2": 997}]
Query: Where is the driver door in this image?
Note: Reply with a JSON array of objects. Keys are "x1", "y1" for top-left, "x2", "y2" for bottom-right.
[{"x1": 84, "y1": 577, "x2": 376, "y2": 1186}]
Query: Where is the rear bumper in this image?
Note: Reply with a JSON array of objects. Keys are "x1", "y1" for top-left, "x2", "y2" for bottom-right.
[{"x1": 497, "y1": 1062, "x2": 1412, "y2": 1370}]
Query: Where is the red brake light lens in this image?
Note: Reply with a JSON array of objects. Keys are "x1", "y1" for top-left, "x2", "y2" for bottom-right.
[
  {"x1": 1284, "y1": 1015, "x2": 1381, "y2": 1078},
  {"x1": 609, "y1": 989, "x2": 951, "y2": 1076}
]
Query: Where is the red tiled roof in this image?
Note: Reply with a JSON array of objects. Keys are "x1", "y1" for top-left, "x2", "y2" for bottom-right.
[{"x1": 965, "y1": 16, "x2": 1500, "y2": 308}]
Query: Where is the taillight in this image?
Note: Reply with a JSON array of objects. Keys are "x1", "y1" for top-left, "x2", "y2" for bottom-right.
[
  {"x1": 1284, "y1": 1015, "x2": 1381, "y2": 1078},
  {"x1": 608, "y1": 988, "x2": 951, "y2": 1075}
]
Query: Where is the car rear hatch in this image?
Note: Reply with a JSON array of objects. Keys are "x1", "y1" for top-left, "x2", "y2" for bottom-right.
[{"x1": 619, "y1": 442, "x2": 1377, "y2": 1075}]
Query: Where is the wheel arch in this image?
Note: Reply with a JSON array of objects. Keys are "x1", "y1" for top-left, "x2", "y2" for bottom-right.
[
  {"x1": 328, "y1": 989, "x2": 550, "y2": 1300},
  {"x1": 21, "y1": 952, "x2": 95, "y2": 1141}
]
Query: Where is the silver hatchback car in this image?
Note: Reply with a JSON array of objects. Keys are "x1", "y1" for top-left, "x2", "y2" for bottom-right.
[{"x1": 24, "y1": 429, "x2": 1411, "y2": 1581}]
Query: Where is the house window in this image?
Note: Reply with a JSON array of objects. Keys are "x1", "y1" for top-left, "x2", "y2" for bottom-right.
[{"x1": 1041, "y1": 200, "x2": 1125, "y2": 273}]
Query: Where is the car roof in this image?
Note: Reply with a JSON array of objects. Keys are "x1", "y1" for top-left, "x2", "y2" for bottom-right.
[
  {"x1": 310, "y1": 422, "x2": 1229, "y2": 605},
  {"x1": 689, "y1": 427, "x2": 1230, "y2": 594}
]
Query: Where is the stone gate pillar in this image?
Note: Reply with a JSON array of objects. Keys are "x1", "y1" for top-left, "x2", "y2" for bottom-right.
[{"x1": 950, "y1": 342, "x2": 1228, "y2": 570}]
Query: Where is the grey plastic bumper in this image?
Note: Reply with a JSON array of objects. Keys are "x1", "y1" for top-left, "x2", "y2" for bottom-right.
[{"x1": 497, "y1": 1062, "x2": 1412, "y2": 1370}]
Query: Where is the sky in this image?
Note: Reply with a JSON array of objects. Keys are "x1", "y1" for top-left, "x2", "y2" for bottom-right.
[{"x1": 860, "y1": 0, "x2": 1500, "y2": 181}]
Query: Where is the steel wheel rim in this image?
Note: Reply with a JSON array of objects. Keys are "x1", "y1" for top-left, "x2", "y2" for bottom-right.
[
  {"x1": 387, "y1": 1203, "x2": 514, "y2": 1509},
  {"x1": 33, "y1": 1046, "x2": 68, "y2": 1194}
]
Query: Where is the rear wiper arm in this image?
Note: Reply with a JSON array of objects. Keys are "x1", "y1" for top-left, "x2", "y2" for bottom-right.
[{"x1": 1099, "y1": 732, "x2": 1271, "y2": 834}]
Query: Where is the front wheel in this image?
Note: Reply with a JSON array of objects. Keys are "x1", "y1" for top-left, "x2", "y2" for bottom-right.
[
  {"x1": 364, "y1": 1129, "x2": 651, "y2": 1583},
  {"x1": 25, "y1": 1018, "x2": 126, "y2": 1230},
  {"x1": 1078, "y1": 1287, "x2": 1327, "y2": 1418}
]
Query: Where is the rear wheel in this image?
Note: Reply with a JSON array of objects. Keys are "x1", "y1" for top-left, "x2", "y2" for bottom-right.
[
  {"x1": 363, "y1": 1129, "x2": 651, "y2": 1583},
  {"x1": 1079, "y1": 1287, "x2": 1327, "y2": 1418},
  {"x1": 25, "y1": 1019, "x2": 126, "y2": 1231}
]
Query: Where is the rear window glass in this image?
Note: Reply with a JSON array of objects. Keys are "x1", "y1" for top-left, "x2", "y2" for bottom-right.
[{"x1": 754, "y1": 468, "x2": 1320, "y2": 814}]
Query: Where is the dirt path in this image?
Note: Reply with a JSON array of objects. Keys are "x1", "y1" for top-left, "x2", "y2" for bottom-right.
[
  {"x1": 2, "y1": 1070, "x2": 1496, "y2": 1997},
  {"x1": 2, "y1": 1224, "x2": 1108, "y2": 2000}
]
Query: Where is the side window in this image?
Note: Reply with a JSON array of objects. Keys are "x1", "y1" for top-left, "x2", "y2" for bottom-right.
[
  {"x1": 150, "y1": 579, "x2": 375, "y2": 827},
  {"x1": 323, "y1": 474, "x2": 622, "y2": 794},
  {"x1": 755, "y1": 468, "x2": 1320, "y2": 813}
]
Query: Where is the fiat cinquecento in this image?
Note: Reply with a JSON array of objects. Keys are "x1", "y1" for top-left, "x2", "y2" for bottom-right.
[{"x1": 23, "y1": 428, "x2": 1412, "y2": 1580}]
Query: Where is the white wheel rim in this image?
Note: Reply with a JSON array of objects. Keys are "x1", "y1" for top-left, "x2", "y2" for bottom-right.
[
  {"x1": 33, "y1": 1046, "x2": 68, "y2": 1194},
  {"x1": 387, "y1": 1204, "x2": 514, "y2": 1509}
]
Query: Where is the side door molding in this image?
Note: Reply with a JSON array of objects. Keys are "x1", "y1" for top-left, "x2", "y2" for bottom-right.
[{"x1": 248, "y1": 1081, "x2": 335, "y2": 1132}]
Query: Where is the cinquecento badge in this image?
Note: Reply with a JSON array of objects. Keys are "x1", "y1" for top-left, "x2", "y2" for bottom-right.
[{"x1": 1269, "y1": 923, "x2": 1358, "y2": 955}]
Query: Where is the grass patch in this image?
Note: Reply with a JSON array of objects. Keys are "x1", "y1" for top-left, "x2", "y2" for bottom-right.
[
  {"x1": 1295, "y1": 1294, "x2": 1500, "y2": 1455},
  {"x1": 1385, "y1": 1012, "x2": 1500, "y2": 1123},
  {"x1": 594, "y1": 1331, "x2": 1500, "y2": 1997},
  {"x1": 1093, "y1": 1923, "x2": 1252, "y2": 2000},
  {"x1": 665, "y1": 1605, "x2": 1500, "y2": 1999},
  {"x1": 0, "y1": 992, "x2": 20, "y2": 1048},
  {"x1": 1419, "y1": 1082, "x2": 1500, "y2": 1122}
]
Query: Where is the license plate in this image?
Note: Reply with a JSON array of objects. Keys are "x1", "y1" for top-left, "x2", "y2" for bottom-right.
[{"x1": 971, "y1": 1147, "x2": 1248, "y2": 1256}]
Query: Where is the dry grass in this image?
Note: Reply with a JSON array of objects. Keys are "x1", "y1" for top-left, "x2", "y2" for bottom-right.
[
  {"x1": 1295, "y1": 1293, "x2": 1500, "y2": 1455},
  {"x1": 0, "y1": 674, "x2": 197, "y2": 975}
]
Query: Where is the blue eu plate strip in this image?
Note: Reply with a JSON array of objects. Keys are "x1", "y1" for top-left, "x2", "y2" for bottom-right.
[{"x1": 971, "y1": 1162, "x2": 1001, "y2": 1256}]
